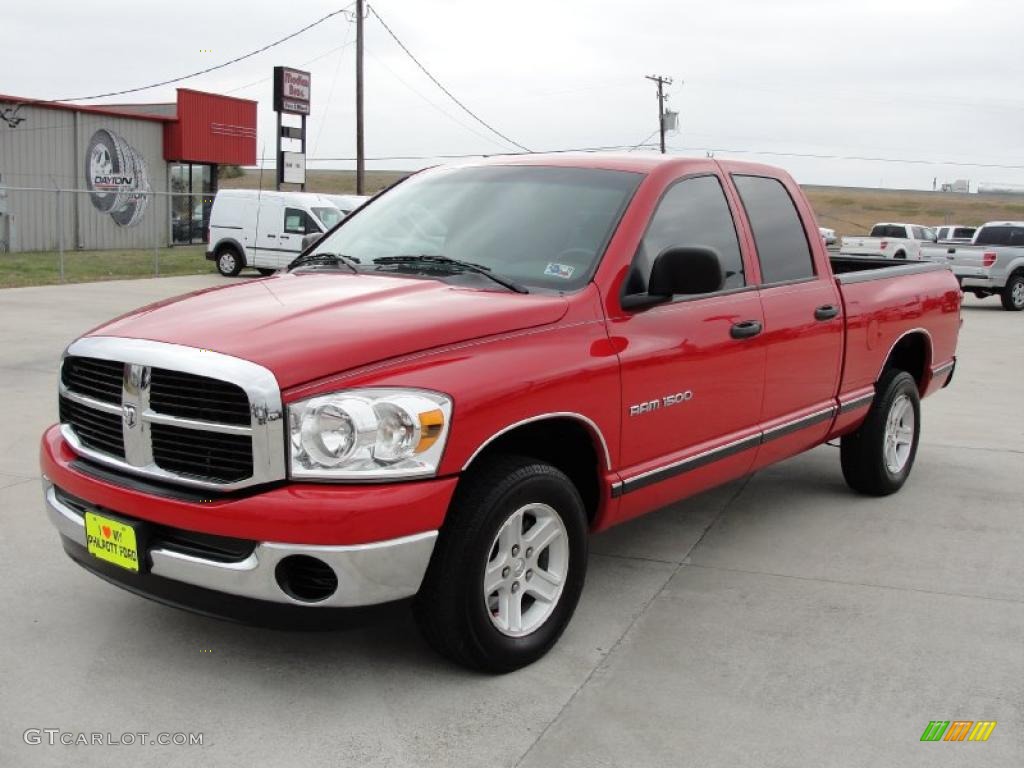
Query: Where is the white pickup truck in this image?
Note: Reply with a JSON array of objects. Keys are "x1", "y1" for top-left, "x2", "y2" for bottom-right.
[
  {"x1": 840, "y1": 223, "x2": 937, "y2": 260},
  {"x1": 921, "y1": 221, "x2": 1024, "y2": 311},
  {"x1": 934, "y1": 225, "x2": 976, "y2": 244}
]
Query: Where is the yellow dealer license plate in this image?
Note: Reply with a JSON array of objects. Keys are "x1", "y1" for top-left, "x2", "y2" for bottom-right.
[{"x1": 84, "y1": 512, "x2": 140, "y2": 572}]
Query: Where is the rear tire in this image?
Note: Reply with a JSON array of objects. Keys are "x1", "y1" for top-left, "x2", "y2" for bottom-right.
[
  {"x1": 414, "y1": 455, "x2": 588, "y2": 673},
  {"x1": 894, "y1": 250, "x2": 907, "y2": 260},
  {"x1": 215, "y1": 246, "x2": 243, "y2": 277},
  {"x1": 1000, "y1": 272, "x2": 1024, "y2": 311},
  {"x1": 257, "y1": 268, "x2": 276, "y2": 277},
  {"x1": 840, "y1": 369, "x2": 921, "y2": 496}
]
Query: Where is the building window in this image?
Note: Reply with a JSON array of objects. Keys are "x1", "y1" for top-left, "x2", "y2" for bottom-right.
[{"x1": 170, "y1": 162, "x2": 217, "y2": 245}]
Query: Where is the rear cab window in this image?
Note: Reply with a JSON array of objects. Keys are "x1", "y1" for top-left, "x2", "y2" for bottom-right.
[
  {"x1": 732, "y1": 175, "x2": 815, "y2": 284},
  {"x1": 871, "y1": 224, "x2": 909, "y2": 239},
  {"x1": 953, "y1": 227, "x2": 976, "y2": 239},
  {"x1": 626, "y1": 175, "x2": 746, "y2": 297},
  {"x1": 975, "y1": 226, "x2": 1024, "y2": 246}
]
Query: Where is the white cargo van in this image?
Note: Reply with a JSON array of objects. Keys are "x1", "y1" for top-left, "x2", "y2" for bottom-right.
[{"x1": 206, "y1": 190, "x2": 345, "y2": 276}]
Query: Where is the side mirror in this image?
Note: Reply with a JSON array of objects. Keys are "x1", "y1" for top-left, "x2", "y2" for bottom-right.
[
  {"x1": 301, "y1": 232, "x2": 323, "y2": 251},
  {"x1": 648, "y1": 246, "x2": 724, "y2": 297}
]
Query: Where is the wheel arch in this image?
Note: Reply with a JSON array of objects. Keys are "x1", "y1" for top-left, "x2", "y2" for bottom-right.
[
  {"x1": 880, "y1": 329, "x2": 932, "y2": 393},
  {"x1": 213, "y1": 237, "x2": 247, "y2": 264},
  {"x1": 461, "y1": 414, "x2": 610, "y2": 525}
]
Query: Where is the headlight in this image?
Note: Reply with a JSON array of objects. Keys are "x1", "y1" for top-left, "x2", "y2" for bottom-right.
[{"x1": 288, "y1": 388, "x2": 452, "y2": 481}]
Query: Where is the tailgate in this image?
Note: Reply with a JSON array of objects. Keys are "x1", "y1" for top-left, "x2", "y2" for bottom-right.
[
  {"x1": 930, "y1": 245, "x2": 993, "y2": 278},
  {"x1": 840, "y1": 237, "x2": 884, "y2": 255}
]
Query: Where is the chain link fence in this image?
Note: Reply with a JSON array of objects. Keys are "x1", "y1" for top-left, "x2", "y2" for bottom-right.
[{"x1": 0, "y1": 186, "x2": 215, "y2": 287}]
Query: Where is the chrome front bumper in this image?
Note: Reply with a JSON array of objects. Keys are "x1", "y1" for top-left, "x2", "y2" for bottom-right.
[{"x1": 43, "y1": 480, "x2": 437, "y2": 609}]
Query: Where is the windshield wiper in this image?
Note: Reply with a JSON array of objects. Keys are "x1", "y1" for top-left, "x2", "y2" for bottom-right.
[
  {"x1": 288, "y1": 252, "x2": 360, "y2": 273},
  {"x1": 373, "y1": 255, "x2": 529, "y2": 294}
]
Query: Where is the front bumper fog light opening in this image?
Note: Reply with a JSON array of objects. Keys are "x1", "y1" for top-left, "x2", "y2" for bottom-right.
[{"x1": 274, "y1": 555, "x2": 339, "y2": 603}]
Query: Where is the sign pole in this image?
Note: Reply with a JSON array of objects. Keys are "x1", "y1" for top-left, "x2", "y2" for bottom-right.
[
  {"x1": 300, "y1": 114, "x2": 306, "y2": 192},
  {"x1": 275, "y1": 111, "x2": 282, "y2": 191},
  {"x1": 356, "y1": 0, "x2": 365, "y2": 195}
]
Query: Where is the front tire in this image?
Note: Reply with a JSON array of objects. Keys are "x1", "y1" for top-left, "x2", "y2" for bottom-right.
[
  {"x1": 1000, "y1": 272, "x2": 1024, "y2": 311},
  {"x1": 215, "y1": 246, "x2": 243, "y2": 277},
  {"x1": 840, "y1": 369, "x2": 921, "y2": 496},
  {"x1": 415, "y1": 456, "x2": 588, "y2": 673}
]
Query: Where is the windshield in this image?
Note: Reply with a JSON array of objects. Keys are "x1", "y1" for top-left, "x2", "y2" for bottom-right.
[
  {"x1": 312, "y1": 206, "x2": 344, "y2": 230},
  {"x1": 308, "y1": 165, "x2": 642, "y2": 291}
]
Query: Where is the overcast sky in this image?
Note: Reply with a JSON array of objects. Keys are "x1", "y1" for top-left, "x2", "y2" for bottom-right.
[{"x1": 4, "y1": 0, "x2": 1023, "y2": 189}]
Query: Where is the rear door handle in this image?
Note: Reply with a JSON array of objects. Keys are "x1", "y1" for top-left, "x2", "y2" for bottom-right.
[
  {"x1": 815, "y1": 304, "x2": 840, "y2": 321},
  {"x1": 730, "y1": 320, "x2": 763, "y2": 339}
]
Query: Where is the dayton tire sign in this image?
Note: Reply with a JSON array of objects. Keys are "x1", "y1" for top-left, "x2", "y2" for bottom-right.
[{"x1": 85, "y1": 129, "x2": 151, "y2": 227}]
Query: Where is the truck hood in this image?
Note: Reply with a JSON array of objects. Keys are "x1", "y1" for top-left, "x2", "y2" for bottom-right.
[{"x1": 88, "y1": 273, "x2": 570, "y2": 389}]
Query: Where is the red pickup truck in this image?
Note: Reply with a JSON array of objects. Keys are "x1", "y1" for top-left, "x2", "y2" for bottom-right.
[{"x1": 41, "y1": 156, "x2": 961, "y2": 672}]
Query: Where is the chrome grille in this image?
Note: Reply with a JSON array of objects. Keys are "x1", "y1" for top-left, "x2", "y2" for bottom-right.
[
  {"x1": 150, "y1": 369, "x2": 251, "y2": 426},
  {"x1": 59, "y1": 395, "x2": 125, "y2": 457},
  {"x1": 151, "y1": 423, "x2": 253, "y2": 482},
  {"x1": 58, "y1": 338, "x2": 285, "y2": 491},
  {"x1": 61, "y1": 356, "x2": 123, "y2": 404}
]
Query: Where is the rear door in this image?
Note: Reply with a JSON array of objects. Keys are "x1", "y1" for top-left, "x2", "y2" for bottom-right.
[
  {"x1": 253, "y1": 196, "x2": 284, "y2": 268},
  {"x1": 727, "y1": 171, "x2": 843, "y2": 469},
  {"x1": 612, "y1": 172, "x2": 766, "y2": 517}
]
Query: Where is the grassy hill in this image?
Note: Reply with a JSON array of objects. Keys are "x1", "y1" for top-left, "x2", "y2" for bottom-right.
[
  {"x1": 223, "y1": 170, "x2": 1024, "y2": 240},
  {"x1": 804, "y1": 185, "x2": 1024, "y2": 239}
]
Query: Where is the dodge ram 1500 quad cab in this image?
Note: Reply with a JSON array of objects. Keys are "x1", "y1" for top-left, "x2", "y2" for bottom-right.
[{"x1": 41, "y1": 156, "x2": 961, "y2": 672}]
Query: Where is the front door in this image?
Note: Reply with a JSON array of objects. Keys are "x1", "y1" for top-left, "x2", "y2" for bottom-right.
[{"x1": 611, "y1": 174, "x2": 767, "y2": 522}]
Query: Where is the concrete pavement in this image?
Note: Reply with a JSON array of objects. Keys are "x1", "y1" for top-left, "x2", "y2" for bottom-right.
[{"x1": 0, "y1": 274, "x2": 1020, "y2": 767}]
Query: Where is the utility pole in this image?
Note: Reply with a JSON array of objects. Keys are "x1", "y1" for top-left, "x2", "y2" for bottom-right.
[
  {"x1": 645, "y1": 74, "x2": 673, "y2": 154},
  {"x1": 355, "y1": 0, "x2": 365, "y2": 194}
]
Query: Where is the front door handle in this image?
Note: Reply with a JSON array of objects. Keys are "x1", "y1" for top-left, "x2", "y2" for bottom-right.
[
  {"x1": 730, "y1": 320, "x2": 763, "y2": 339},
  {"x1": 815, "y1": 304, "x2": 840, "y2": 321}
]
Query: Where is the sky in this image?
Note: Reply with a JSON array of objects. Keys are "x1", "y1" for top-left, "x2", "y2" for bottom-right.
[{"x1": 3, "y1": 0, "x2": 1023, "y2": 190}]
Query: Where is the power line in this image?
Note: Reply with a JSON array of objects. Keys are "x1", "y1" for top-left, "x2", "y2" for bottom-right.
[
  {"x1": 223, "y1": 39, "x2": 356, "y2": 95},
  {"x1": 297, "y1": 143, "x2": 660, "y2": 163},
  {"x1": 50, "y1": 5, "x2": 354, "y2": 102},
  {"x1": 312, "y1": 22, "x2": 354, "y2": 154},
  {"x1": 367, "y1": 48, "x2": 511, "y2": 150},
  {"x1": 367, "y1": 4, "x2": 531, "y2": 152},
  {"x1": 628, "y1": 129, "x2": 660, "y2": 153}
]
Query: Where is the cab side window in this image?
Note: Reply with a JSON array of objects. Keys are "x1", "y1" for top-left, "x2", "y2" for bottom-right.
[
  {"x1": 284, "y1": 208, "x2": 319, "y2": 235},
  {"x1": 627, "y1": 175, "x2": 745, "y2": 295},
  {"x1": 733, "y1": 175, "x2": 815, "y2": 284}
]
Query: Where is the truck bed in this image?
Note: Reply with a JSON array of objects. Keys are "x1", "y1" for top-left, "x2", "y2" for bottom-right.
[
  {"x1": 829, "y1": 255, "x2": 960, "y2": 397},
  {"x1": 829, "y1": 254, "x2": 948, "y2": 283}
]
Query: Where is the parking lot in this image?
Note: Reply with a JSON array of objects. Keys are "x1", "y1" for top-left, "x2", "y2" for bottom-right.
[{"x1": 0, "y1": 274, "x2": 1021, "y2": 766}]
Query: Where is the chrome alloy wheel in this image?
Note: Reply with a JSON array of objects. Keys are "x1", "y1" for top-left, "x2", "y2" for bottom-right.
[
  {"x1": 1012, "y1": 280, "x2": 1024, "y2": 308},
  {"x1": 484, "y1": 502, "x2": 569, "y2": 638},
  {"x1": 883, "y1": 393, "x2": 915, "y2": 474}
]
